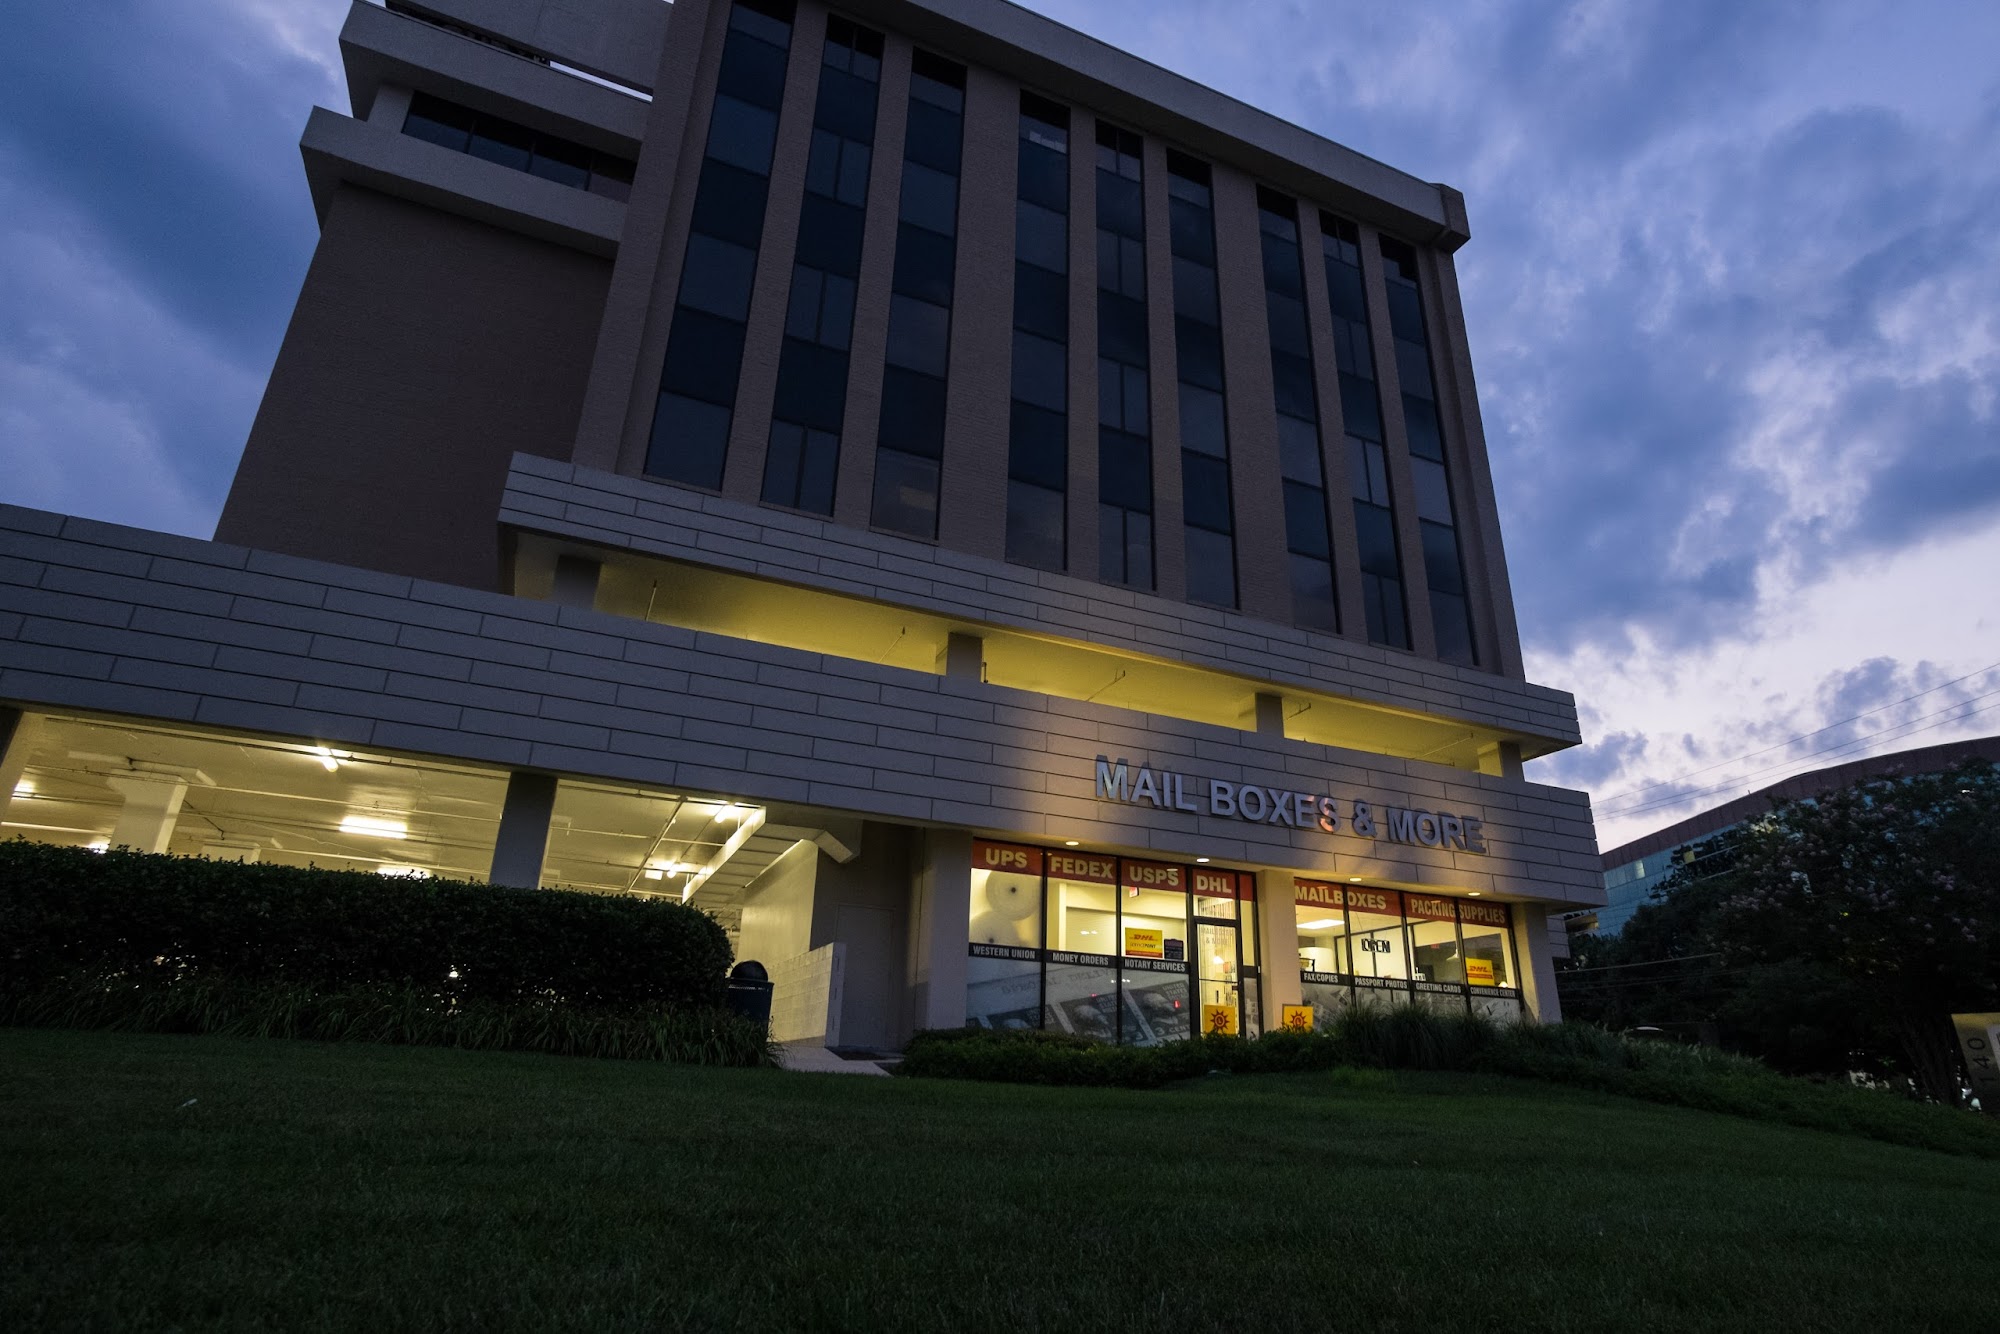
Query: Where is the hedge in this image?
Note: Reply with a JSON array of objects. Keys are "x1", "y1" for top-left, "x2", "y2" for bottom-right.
[
  {"x1": 898, "y1": 1013, "x2": 2000, "y2": 1159},
  {"x1": 0, "y1": 840, "x2": 733, "y2": 1011}
]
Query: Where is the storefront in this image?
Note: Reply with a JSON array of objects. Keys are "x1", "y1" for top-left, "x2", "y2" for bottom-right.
[
  {"x1": 966, "y1": 840, "x2": 1262, "y2": 1043},
  {"x1": 1295, "y1": 880, "x2": 1523, "y2": 1023}
]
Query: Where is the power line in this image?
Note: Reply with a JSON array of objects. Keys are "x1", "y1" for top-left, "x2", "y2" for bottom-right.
[
  {"x1": 1597, "y1": 688, "x2": 1999, "y2": 822},
  {"x1": 1584, "y1": 660, "x2": 1992, "y2": 808}
]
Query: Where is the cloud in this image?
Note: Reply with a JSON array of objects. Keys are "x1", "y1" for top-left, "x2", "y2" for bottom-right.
[{"x1": 0, "y1": 0, "x2": 347, "y2": 531}]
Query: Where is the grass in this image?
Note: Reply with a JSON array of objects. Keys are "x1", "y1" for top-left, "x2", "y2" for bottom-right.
[{"x1": 4, "y1": 1028, "x2": 1998, "y2": 1332}]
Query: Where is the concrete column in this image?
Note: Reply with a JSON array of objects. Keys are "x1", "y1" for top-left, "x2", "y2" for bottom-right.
[
  {"x1": 1477, "y1": 741, "x2": 1524, "y2": 780},
  {"x1": 1255, "y1": 868, "x2": 1301, "y2": 1019},
  {"x1": 0, "y1": 707, "x2": 32, "y2": 826},
  {"x1": 937, "y1": 632, "x2": 984, "y2": 682},
  {"x1": 366, "y1": 82, "x2": 413, "y2": 128},
  {"x1": 489, "y1": 772, "x2": 559, "y2": 889},
  {"x1": 907, "y1": 827, "x2": 971, "y2": 1031},
  {"x1": 106, "y1": 773, "x2": 190, "y2": 853},
  {"x1": 550, "y1": 555, "x2": 603, "y2": 611},
  {"x1": 1252, "y1": 691, "x2": 1285, "y2": 738},
  {"x1": 1514, "y1": 903, "x2": 1563, "y2": 1023}
]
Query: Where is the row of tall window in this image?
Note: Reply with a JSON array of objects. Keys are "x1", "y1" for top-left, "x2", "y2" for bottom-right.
[
  {"x1": 1168, "y1": 154, "x2": 1239, "y2": 609},
  {"x1": 645, "y1": 0, "x2": 796, "y2": 488},
  {"x1": 868, "y1": 52, "x2": 967, "y2": 538},
  {"x1": 1258, "y1": 188, "x2": 1339, "y2": 632},
  {"x1": 758, "y1": 16, "x2": 884, "y2": 514},
  {"x1": 1322, "y1": 215, "x2": 1409, "y2": 650},
  {"x1": 639, "y1": 13, "x2": 1473, "y2": 664},
  {"x1": 1002, "y1": 95, "x2": 1072, "y2": 572}
]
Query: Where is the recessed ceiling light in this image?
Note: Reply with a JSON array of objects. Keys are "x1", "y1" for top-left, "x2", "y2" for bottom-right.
[
  {"x1": 1063, "y1": 839, "x2": 1079, "y2": 846},
  {"x1": 1466, "y1": 891, "x2": 1481, "y2": 897},
  {"x1": 1195, "y1": 856, "x2": 1210, "y2": 863},
  {"x1": 341, "y1": 815, "x2": 407, "y2": 839},
  {"x1": 1347, "y1": 876, "x2": 1362, "y2": 883},
  {"x1": 86, "y1": 838, "x2": 110, "y2": 853},
  {"x1": 12, "y1": 779, "x2": 33, "y2": 797},
  {"x1": 1298, "y1": 918, "x2": 1342, "y2": 930},
  {"x1": 313, "y1": 745, "x2": 340, "y2": 773}
]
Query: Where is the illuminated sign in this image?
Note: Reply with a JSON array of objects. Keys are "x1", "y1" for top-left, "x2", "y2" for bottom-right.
[{"x1": 1094, "y1": 756, "x2": 1488, "y2": 854}]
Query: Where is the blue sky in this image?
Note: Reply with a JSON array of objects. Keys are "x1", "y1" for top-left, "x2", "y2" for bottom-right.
[{"x1": 2, "y1": 0, "x2": 1996, "y2": 846}]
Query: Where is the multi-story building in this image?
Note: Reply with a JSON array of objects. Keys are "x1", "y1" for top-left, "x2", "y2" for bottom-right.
[
  {"x1": 0, "y1": 0, "x2": 1603, "y2": 1049},
  {"x1": 1581, "y1": 734, "x2": 2000, "y2": 938}
]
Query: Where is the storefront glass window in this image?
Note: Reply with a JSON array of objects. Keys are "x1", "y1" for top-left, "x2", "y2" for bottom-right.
[
  {"x1": 1117, "y1": 859, "x2": 1190, "y2": 1046},
  {"x1": 1294, "y1": 879, "x2": 1352, "y2": 1029},
  {"x1": 1044, "y1": 848, "x2": 1120, "y2": 1039},
  {"x1": 1406, "y1": 893, "x2": 1469, "y2": 1015},
  {"x1": 1459, "y1": 899, "x2": 1521, "y2": 1021},
  {"x1": 1346, "y1": 888, "x2": 1410, "y2": 1013},
  {"x1": 967, "y1": 840, "x2": 1046, "y2": 1030}
]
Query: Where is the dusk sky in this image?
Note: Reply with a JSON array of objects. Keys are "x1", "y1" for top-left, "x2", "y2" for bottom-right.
[{"x1": 2, "y1": 0, "x2": 1996, "y2": 849}]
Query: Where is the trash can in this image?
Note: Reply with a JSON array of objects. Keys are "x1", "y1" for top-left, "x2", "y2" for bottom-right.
[{"x1": 724, "y1": 960, "x2": 773, "y2": 1029}]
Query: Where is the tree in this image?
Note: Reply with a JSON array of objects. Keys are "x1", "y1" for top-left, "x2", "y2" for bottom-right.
[{"x1": 1706, "y1": 759, "x2": 2000, "y2": 1105}]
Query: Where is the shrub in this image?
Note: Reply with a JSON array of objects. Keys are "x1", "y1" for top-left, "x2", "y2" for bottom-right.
[
  {"x1": 899, "y1": 1010, "x2": 2000, "y2": 1159},
  {"x1": 0, "y1": 840, "x2": 732, "y2": 1010},
  {"x1": 1, "y1": 973, "x2": 774, "y2": 1067}
]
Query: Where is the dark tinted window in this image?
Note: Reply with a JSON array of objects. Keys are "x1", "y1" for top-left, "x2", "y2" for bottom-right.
[
  {"x1": 886, "y1": 296, "x2": 951, "y2": 376},
  {"x1": 1184, "y1": 525, "x2": 1236, "y2": 607},
  {"x1": 1005, "y1": 479, "x2": 1065, "y2": 570},
  {"x1": 1016, "y1": 201, "x2": 1067, "y2": 272},
  {"x1": 706, "y1": 95, "x2": 779, "y2": 174},
  {"x1": 1271, "y1": 353, "x2": 1318, "y2": 421},
  {"x1": 1099, "y1": 428, "x2": 1152, "y2": 512},
  {"x1": 772, "y1": 338, "x2": 849, "y2": 431},
  {"x1": 1097, "y1": 292, "x2": 1147, "y2": 368},
  {"x1": 904, "y1": 100, "x2": 961, "y2": 172},
  {"x1": 1420, "y1": 521, "x2": 1466, "y2": 597},
  {"x1": 681, "y1": 235, "x2": 758, "y2": 321},
  {"x1": 1175, "y1": 318, "x2": 1223, "y2": 390},
  {"x1": 1017, "y1": 141, "x2": 1068, "y2": 211},
  {"x1": 879, "y1": 368, "x2": 947, "y2": 457},
  {"x1": 690, "y1": 159, "x2": 769, "y2": 245},
  {"x1": 794, "y1": 195, "x2": 865, "y2": 275},
  {"x1": 871, "y1": 448, "x2": 940, "y2": 538},
  {"x1": 1011, "y1": 332, "x2": 1068, "y2": 412},
  {"x1": 717, "y1": 32, "x2": 789, "y2": 106},
  {"x1": 1282, "y1": 482, "x2": 1330, "y2": 559},
  {"x1": 661, "y1": 311, "x2": 747, "y2": 403},
  {"x1": 404, "y1": 94, "x2": 473, "y2": 152},
  {"x1": 648, "y1": 393, "x2": 733, "y2": 490},
  {"x1": 1180, "y1": 453, "x2": 1232, "y2": 532},
  {"x1": 1008, "y1": 405, "x2": 1068, "y2": 489},
  {"x1": 892, "y1": 224, "x2": 955, "y2": 304},
  {"x1": 1013, "y1": 263, "x2": 1068, "y2": 340},
  {"x1": 1289, "y1": 553, "x2": 1338, "y2": 631},
  {"x1": 900, "y1": 161, "x2": 958, "y2": 235}
]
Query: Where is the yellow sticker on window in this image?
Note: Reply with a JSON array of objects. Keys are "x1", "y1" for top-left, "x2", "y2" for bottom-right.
[
  {"x1": 1466, "y1": 958, "x2": 1496, "y2": 986},
  {"x1": 1123, "y1": 927, "x2": 1165, "y2": 958},
  {"x1": 1202, "y1": 1004, "x2": 1239, "y2": 1036},
  {"x1": 1280, "y1": 1004, "x2": 1313, "y2": 1032}
]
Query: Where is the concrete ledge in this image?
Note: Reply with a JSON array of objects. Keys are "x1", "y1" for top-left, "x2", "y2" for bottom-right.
[{"x1": 301, "y1": 107, "x2": 625, "y2": 257}]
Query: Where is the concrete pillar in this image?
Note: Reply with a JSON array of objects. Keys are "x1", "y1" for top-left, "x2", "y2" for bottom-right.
[
  {"x1": 550, "y1": 555, "x2": 603, "y2": 611},
  {"x1": 365, "y1": 82, "x2": 414, "y2": 127},
  {"x1": 1255, "y1": 868, "x2": 1301, "y2": 1019},
  {"x1": 937, "y1": 632, "x2": 984, "y2": 682},
  {"x1": 1514, "y1": 903, "x2": 1563, "y2": 1023},
  {"x1": 1477, "y1": 741, "x2": 1524, "y2": 780},
  {"x1": 106, "y1": 773, "x2": 190, "y2": 853},
  {"x1": 907, "y1": 828, "x2": 971, "y2": 1031},
  {"x1": 1253, "y1": 691, "x2": 1286, "y2": 738},
  {"x1": 489, "y1": 772, "x2": 558, "y2": 888},
  {"x1": 0, "y1": 707, "x2": 33, "y2": 826}
]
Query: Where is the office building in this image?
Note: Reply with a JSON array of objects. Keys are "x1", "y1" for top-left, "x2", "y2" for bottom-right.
[{"x1": 0, "y1": 0, "x2": 1603, "y2": 1047}]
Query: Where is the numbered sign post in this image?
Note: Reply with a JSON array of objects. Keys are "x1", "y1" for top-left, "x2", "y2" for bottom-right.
[{"x1": 1952, "y1": 1013, "x2": 2000, "y2": 1115}]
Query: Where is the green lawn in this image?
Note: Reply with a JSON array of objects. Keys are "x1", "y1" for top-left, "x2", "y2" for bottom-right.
[{"x1": 3, "y1": 1029, "x2": 1995, "y2": 1332}]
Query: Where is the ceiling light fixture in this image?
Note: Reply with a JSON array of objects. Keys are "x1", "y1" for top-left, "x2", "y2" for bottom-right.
[
  {"x1": 1347, "y1": 876, "x2": 1362, "y2": 883},
  {"x1": 314, "y1": 746, "x2": 340, "y2": 773},
  {"x1": 1298, "y1": 918, "x2": 1342, "y2": 930},
  {"x1": 1063, "y1": 839, "x2": 1079, "y2": 847},
  {"x1": 1195, "y1": 856, "x2": 1210, "y2": 863},
  {"x1": 340, "y1": 814, "x2": 408, "y2": 839},
  {"x1": 12, "y1": 779, "x2": 33, "y2": 798},
  {"x1": 1466, "y1": 891, "x2": 1481, "y2": 897}
]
